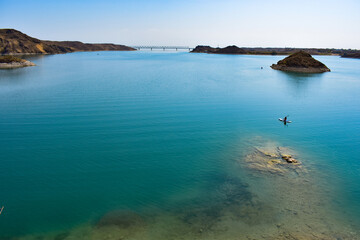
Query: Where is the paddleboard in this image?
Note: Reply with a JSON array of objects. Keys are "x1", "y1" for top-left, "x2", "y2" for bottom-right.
[{"x1": 279, "y1": 118, "x2": 292, "y2": 123}]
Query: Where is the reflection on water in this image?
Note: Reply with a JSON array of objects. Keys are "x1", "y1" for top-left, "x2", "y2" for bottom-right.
[
  {"x1": 0, "y1": 68, "x2": 30, "y2": 85},
  {"x1": 0, "y1": 55, "x2": 47, "y2": 87},
  {"x1": 275, "y1": 70, "x2": 325, "y2": 98}
]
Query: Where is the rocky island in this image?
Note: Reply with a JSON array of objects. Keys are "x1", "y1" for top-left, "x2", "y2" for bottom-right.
[
  {"x1": 271, "y1": 51, "x2": 330, "y2": 73},
  {"x1": 0, "y1": 29, "x2": 135, "y2": 55},
  {"x1": 191, "y1": 45, "x2": 246, "y2": 54},
  {"x1": 0, "y1": 55, "x2": 35, "y2": 69}
]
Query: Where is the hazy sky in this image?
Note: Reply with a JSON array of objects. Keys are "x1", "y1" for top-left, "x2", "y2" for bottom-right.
[{"x1": 1, "y1": 0, "x2": 359, "y2": 49}]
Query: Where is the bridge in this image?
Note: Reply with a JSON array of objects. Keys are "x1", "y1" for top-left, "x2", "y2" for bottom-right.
[{"x1": 131, "y1": 46, "x2": 193, "y2": 51}]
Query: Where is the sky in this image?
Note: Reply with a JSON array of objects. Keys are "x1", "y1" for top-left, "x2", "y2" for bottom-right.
[{"x1": 1, "y1": 0, "x2": 360, "y2": 49}]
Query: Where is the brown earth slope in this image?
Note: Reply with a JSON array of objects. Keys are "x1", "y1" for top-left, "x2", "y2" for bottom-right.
[
  {"x1": 0, "y1": 29, "x2": 72, "y2": 54},
  {"x1": 0, "y1": 29, "x2": 135, "y2": 55},
  {"x1": 271, "y1": 51, "x2": 330, "y2": 73},
  {"x1": 43, "y1": 41, "x2": 135, "y2": 52}
]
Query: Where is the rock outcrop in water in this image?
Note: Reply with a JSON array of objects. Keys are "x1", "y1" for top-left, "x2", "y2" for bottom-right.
[
  {"x1": 0, "y1": 55, "x2": 35, "y2": 69},
  {"x1": 0, "y1": 29, "x2": 135, "y2": 55},
  {"x1": 271, "y1": 51, "x2": 331, "y2": 73},
  {"x1": 244, "y1": 145, "x2": 303, "y2": 175}
]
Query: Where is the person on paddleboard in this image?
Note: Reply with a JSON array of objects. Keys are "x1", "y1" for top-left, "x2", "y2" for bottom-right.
[{"x1": 283, "y1": 116, "x2": 288, "y2": 125}]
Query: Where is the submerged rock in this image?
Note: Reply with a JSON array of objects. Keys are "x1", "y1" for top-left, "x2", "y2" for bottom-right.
[
  {"x1": 96, "y1": 210, "x2": 144, "y2": 229},
  {"x1": 281, "y1": 154, "x2": 298, "y2": 163},
  {"x1": 271, "y1": 51, "x2": 330, "y2": 73},
  {"x1": 244, "y1": 145, "x2": 302, "y2": 175}
]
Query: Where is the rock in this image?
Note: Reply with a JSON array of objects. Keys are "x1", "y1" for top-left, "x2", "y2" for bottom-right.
[
  {"x1": 243, "y1": 144, "x2": 302, "y2": 175},
  {"x1": 288, "y1": 158, "x2": 298, "y2": 163},
  {"x1": 281, "y1": 155, "x2": 292, "y2": 160},
  {"x1": 271, "y1": 51, "x2": 330, "y2": 73},
  {"x1": 0, "y1": 55, "x2": 35, "y2": 69},
  {"x1": 255, "y1": 147, "x2": 279, "y2": 158},
  {"x1": 281, "y1": 155, "x2": 298, "y2": 163}
]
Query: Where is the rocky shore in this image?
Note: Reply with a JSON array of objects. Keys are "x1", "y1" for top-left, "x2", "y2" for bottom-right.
[
  {"x1": 0, "y1": 55, "x2": 35, "y2": 69},
  {"x1": 271, "y1": 51, "x2": 330, "y2": 73}
]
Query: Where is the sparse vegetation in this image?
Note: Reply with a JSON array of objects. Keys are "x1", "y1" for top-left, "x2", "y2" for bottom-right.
[
  {"x1": 342, "y1": 52, "x2": 360, "y2": 59},
  {"x1": 0, "y1": 55, "x2": 25, "y2": 63}
]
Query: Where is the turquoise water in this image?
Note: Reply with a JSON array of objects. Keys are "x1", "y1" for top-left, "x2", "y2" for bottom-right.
[{"x1": 0, "y1": 51, "x2": 359, "y2": 239}]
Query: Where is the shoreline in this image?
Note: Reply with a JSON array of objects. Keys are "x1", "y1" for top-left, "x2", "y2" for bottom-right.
[
  {"x1": 270, "y1": 64, "x2": 331, "y2": 73},
  {"x1": 190, "y1": 45, "x2": 360, "y2": 57}
]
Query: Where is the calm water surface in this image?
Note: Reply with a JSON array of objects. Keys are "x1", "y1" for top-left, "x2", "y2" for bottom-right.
[{"x1": 0, "y1": 51, "x2": 359, "y2": 239}]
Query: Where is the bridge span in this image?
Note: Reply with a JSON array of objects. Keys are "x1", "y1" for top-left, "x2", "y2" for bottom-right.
[{"x1": 131, "y1": 46, "x2": 193, "y2": 51}]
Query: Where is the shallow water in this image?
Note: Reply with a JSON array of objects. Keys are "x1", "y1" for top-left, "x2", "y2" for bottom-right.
[{"x1": 0, "y1": 51, "x2": 359, "y2": 239}]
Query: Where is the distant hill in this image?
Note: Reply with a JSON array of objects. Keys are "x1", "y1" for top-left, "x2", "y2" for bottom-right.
[
  {"x1": 0, "y1": 29, "x2": 135, "y2": 55},
  {"x1": 270, "y1": 51, "x2": 330, "y2": 73},
  {"x1": 341, "y1": 52, "x2": 360, "y2": 59},
  {"x1": 217, "y1": 45, "x2": 246, "y2": 54},
  {"x1": 191, "y1": 45, "x2": 360, "y2": 56},
  {"x1": 43, "y1": 41, "x2": 135, "y2": 52},
  {"x1": 191, "y1": 45, "x2": 219, "y2": 53},
  {"x1": 191, "y1": 45, "x2": 246, "y2": 54}
]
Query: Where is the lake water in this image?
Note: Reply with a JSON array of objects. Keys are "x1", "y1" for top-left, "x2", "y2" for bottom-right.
[{"x1": 0, "y1": 51, "x2": 359, "y2": 239}]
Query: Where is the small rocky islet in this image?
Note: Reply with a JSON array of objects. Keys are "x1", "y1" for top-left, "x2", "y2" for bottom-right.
[
  {"x1": 0, "y1": 55, "x2": 35, "y2": 69},
  {"x1": 271, "y1": 51, "x2": 331, "y2": 73}
]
